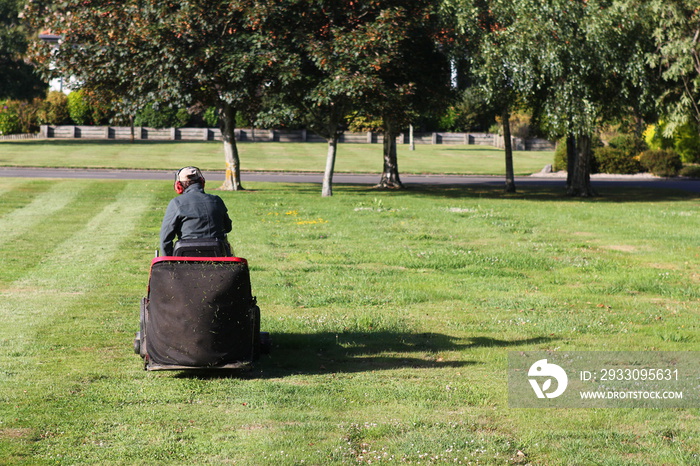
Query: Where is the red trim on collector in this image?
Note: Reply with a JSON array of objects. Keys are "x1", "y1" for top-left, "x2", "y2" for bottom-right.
[{"x1": 151, "y1": 256, "x2": 248, "y2": 266}]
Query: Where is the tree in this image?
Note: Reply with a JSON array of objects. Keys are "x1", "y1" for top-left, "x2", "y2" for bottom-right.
[
  {"x1": 448, "y1": 0, "x2": 522, "y2": 193},
  {"x1": 26, "y1": 0, "x2": 299, "y2": 190},
  {"x1": 363, "y1": 2, "x2": 452, "y2": 189},
  {"x1": 271, "y1": 1, "x2": 404, "y2": 196},
  {"x1": 649, "y1": 0, "x2": 700, "y2": 137},
  {"x1": 450, "y1": 0, "x2": 656, "y2": 197},
  {"x1": 0, "y1": 0, "x2": 46, "y2": 100}
]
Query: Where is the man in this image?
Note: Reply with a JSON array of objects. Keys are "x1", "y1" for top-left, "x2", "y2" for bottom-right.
[{"x1": 160, "y1": 166, "x2": 232, "y2": 256}]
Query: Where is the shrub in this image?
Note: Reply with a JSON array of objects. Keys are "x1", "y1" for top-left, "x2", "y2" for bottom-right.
[
  {"x1": 203, "y1": 107, "x2": 219, "y2": 127},
  {"x1": 38, "y1": 91, "x2": 71, "y2": 125},
  {"x1": 0, "y1": 101, "x2": 22, "y2": 135},
  {"x1": 553, "y1": 138, "x2": 567, "y2": 171},
  {"x1": 607, "y1": 134, "x2": 647, "y2": 156},
  {"x1": 438, "y1": 88, "x2": 496, "y2": 132},
  {"x1": 644, "y1": 122, "x2": 700, "y2": 163},
  {"x1": 679, "y1": 165, "x2": 700, "y2": 178},
  {"x1": 134, "y1": 103, "x2": 190, "y2": 128},
  {"x1": 673, "y1": 123, "x2": 700, "y2": 163},
  {"x1": 639, "y1": 149, "x2": 683, "y2": 177},
  {"x1": 593, "y1": 146, "x2": 643, "y2": 174},
  {"x1": 67, "y1": 90, "x2": 92, "y2": 125},
  {"x1": 0, "y1": 99, "x2": 42, "y2": 134}
]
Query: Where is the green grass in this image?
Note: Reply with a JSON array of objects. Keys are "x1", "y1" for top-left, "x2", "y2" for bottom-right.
[
  {"x1": 0, "y1": 140, "x2": 554, "y2": 175},
  {"x1": 0, "y1": 178, "x2": 698, "y2": 464}
]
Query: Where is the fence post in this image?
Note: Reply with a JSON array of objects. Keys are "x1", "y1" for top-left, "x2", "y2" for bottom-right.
[
  {"x1": 40, "y1": 125, "x2": 48, "y2": 138},
  {"x1": 432, "y1": 132, "x2": 438, "y2": 144},
  {"x1": 367, "y1": 131, "x2": 373, "y2": 143}
]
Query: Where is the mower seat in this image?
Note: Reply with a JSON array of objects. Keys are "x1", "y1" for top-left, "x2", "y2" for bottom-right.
[{"x1": 172, "y1": 238, "x2": 231, "y2": 257}]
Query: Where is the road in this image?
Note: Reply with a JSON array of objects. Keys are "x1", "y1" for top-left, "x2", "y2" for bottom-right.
[{"x1": 0, "y1": 167, "x2": 699, "y2": 193}]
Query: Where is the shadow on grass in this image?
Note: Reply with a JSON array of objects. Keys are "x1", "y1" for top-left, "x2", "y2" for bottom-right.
[
  {"x1": 315, "y1": 182, "x2": 700, "y2": 202},
  {"x1": 175, "y1": 332, "x2": 556, "y2": 379}
]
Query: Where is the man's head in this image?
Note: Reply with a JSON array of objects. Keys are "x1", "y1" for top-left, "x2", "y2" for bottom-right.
[{"x1": 174, "y1": 166, "x2": 205, "y2": 194}]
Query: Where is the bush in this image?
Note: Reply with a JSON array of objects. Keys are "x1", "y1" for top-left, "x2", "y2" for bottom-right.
[
  {"x1": 593, "y1": 146, "x2": 643, "y2": 174},
  {"x1": 644, "y1": 122, "x2": 700, "y2": 163},
  {"x1": 134, "y1": 103, "x2": 190, "y2": 128},
  {"x1": 203, "y1": 107, "x2": 219, "y2": 127},
  {"x1": 553, "y1": 138, "x2": 567, "y2": 171},
  {"x1": 639, "y1": 149, "x2": 683, "y2": 177},
  {"x1": 0, "y1": 102, "x2": 22, "y2": 135},
  {"x1": 679, "y1": 164, "x2": 700, "y2": 178},
  {"x1": 0, "y1": 99, "x2": 42, "y2": 134},
  {"x1": 38, "y1": 91, "x2": 71, "y2": 125},
  {"x1": 607, "y1": 134, "x2": 647, "y2": 156},
  {"x1": 438, "y1": 88, "x2": 496, "y2": 132},
  {"x1": 67, "y1": 90, "x2": 92, "y2": 125}
]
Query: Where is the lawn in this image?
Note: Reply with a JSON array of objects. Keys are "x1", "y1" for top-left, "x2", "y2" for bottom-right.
[
  {"x1": 0, "y1": 178, "x2": 698, "y2": 464},
  {"x1": 0, "y1": 140, "x2": 554, "y2": 176}
]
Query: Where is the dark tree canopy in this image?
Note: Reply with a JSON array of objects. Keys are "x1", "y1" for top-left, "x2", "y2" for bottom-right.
[{"x1": 0, "y1": 0, "x2": 46, "y2": 100}]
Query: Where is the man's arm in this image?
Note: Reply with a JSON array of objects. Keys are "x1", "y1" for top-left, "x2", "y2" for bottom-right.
[
  {"x1": 218, "y1": 197, "x2": 232, "y2": 233},
  {"x1": 159, "y1": 200, "x2": 180, "y2": 256}
]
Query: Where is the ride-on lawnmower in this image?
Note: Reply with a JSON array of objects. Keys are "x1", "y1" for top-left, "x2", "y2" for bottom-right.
[{"x1": 134, "y1": 239, "x2": 270, "y2": 371}]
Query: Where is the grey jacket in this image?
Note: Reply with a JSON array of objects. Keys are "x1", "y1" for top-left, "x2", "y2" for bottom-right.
[{"x1": 159, "y1": 184, "x2": 232, "y2": 256}]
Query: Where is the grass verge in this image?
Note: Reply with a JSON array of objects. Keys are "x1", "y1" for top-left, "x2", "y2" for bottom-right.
[
  {"x1": 0, "y1": 140, "x2": 554, "y2": 176},
  {"x1": 0, "y1": 179, "x2": 697, "y2": 464}
]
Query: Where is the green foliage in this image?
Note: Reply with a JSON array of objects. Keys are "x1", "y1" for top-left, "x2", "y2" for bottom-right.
[
  {"x1": 644, "y1": 122, "x2": 700, "y2": 163},
  {"x1": 0, "y1": 98, "x2": 41, "y2": 134},
  {"x1": 438, "y1": 88, "x2": 495, "y2": 132},
  {"x1": 648, "y1": 0, "x2": 700, "y2": 136},
  {"x1": 672, "y1": 123, "x2": 700, "y2": 163},
  {"x1": 66, "y1": 90, "x2": 92, "y2": 125},
  {"x1": 134, "y1": 103, "x2": 190, "y2": 129},
  {"x1": 593, "y1": 147, "x2": 642, "y2": 174},
  {"x1": 203, "y1": 107, "x2": 219, "y2": 128},
  {"x1": 679, "y1": 164, "x2": 700, "y2": 178},
  {"x1": 0, "y1": 0, "x2": 48, "y2": 100},
  {"x1": 346, "y1": 112, "x2": 382, "y2": 133},
  {"x1": 607, "y1": 134, "x2": 648, "y2": 157},
  {"x1": 38, "y1": 91, "x2": 70, "y2": 125},
  {"x1": 639, "y1": 149, "x2": 683, "y2": 176},
  {"x1": 553, "y1": 138, "x2": 567, "y2": 171},
  {"x1": 0, "y1": 100, "x2": 21, "y2": 135}
]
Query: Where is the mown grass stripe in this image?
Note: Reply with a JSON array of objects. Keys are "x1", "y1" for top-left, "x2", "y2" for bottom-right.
[
  {"x1": 0, "y1": 181, "x2": 156, "y2": 368},
  {"x1": 10, "y1": 181, "x2": 155, "y2": 295},
  {"x1": 0, "y1": 181, "x2": 82, "y2": 247},
  {"x1": 0, "y1": 181, "x2": 125, "y2": 288}
]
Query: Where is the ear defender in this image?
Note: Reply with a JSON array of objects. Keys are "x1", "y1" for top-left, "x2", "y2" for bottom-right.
[
  {"x1": 174, "y1": 167, "x2": 185, "y2": 194},
  {"x1": 174, "y1": 180, "x2": 184, "y2": 194},
  {"x1": 174, "y1": 166, "x2": 204, "y2": 194}
]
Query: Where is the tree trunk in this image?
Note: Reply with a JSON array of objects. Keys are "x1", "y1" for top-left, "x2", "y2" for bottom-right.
[
  {"x1": 566, "y1": 134, "x2": 576, "y2": 189},
  {"x1": 130, "y1": 115, "x2": 134, "y2": 143},
  {"x1": 567, "y1": 133, "x2": 596, "y2": 197},
  {"x1": 322, "y1": 135, "x2": 338, "y2": 197},
  {"x1": 219, "y1": 102, "x2": 244, "y2": 191},
  {"x1": 377, "y1": 123, "x2": 403, "y2": 189},
  {"x1": 502, "y1": 110, "x2": 516, "y2": 193}
]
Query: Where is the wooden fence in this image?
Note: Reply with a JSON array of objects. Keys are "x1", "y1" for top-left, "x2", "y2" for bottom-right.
[{"x1": 29, "y1": 125, "x2": 555, "y2": 151}]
